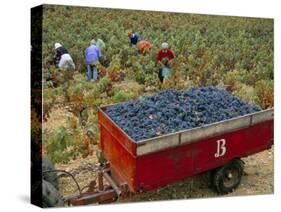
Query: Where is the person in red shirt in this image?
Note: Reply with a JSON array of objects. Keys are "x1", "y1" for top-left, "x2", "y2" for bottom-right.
[{"x1": 156, "y1": 42, "x2": 175, "y2": 83}]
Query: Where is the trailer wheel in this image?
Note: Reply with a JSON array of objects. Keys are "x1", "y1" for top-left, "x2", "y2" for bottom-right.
[
  {"x1": 42, "y1": 180, "x2": 64, "y2": 208},
  {"x1": 42, "y1": 156, "x2": 59, "y2": 189},
  {"x1": 212, "y1": 159, "x2": 244, "y2": 194}
]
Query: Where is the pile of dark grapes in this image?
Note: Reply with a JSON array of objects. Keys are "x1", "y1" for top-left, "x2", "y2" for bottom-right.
[{"x1": 105, "y1": 87, "x2": 261, "y2": 141}]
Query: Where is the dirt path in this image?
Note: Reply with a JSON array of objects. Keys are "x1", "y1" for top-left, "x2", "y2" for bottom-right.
[
  {"x1": 43, "y1": 105, "x2": 73, "y2": 135},
  {"x1": 56, "y1": 155, "x2": 99, "y2": 197}
]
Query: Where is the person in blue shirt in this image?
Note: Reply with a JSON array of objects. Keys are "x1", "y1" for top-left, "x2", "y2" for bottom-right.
[
  {"x1": 84, "y1": 40, "x2": 102, "y2": 81},
  {"x1": 128, "y1": 32, "x2": 141, "y2": 45}
]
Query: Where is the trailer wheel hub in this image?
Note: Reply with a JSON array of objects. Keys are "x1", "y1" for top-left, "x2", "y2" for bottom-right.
[
  {"x1": 223, "y1": 168, "x2": 239, "y2": 188},
  {"x1": 227, "y1": 173, "x2": 233, "y2": 179}
]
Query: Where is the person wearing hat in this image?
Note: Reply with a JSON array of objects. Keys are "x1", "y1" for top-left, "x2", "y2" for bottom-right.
[
  {"x1": 84, "y1": 39, "x2": 102, "y2": 81},
  {"x1": 156, "y1": 42, "x2": 175, "y2": 83},
  {"x1": 128, "y1": 32, "x2": 141, "y2": 45},
  {"x1": 54, "y1": 43, "x2": 75, "y2": 71}
]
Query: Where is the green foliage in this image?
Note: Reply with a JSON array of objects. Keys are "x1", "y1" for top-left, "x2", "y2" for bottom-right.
[
  {"x1": 42, "y1": 5, "x2": 273, "y2": 91},
  {"x1": 233, "y1": 84, "x2": 258, "y2": 104},
  {"x1": 255, "y1": 80, "x2": 274, "y2": 109},
  {"x1": 97, "y1": 77, "x2": 111, "y2": 92},
  {"x1": 113, "y1": 89, "x2": 135, "y2": 102},
  {"x1": 45, "y1": 127, "x2": 84, "y2": 163}
]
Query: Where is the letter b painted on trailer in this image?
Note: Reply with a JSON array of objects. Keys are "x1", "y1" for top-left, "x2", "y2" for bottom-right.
[{"x1": 215, "y1": 139, "x2": 226, "y2": 158}]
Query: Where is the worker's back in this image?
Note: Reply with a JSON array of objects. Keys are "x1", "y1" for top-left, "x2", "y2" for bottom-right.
[
  {"x1": 137, "y1": 40, "x2": 152, "y2": 55},
  {"x1": 85, "y1": 44, "x2": 101, "y2": 65}
]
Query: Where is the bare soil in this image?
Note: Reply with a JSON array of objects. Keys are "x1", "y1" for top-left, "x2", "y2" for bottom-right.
[{"x1": 43, "y1": 105, "x2": 73, "y2": 135}]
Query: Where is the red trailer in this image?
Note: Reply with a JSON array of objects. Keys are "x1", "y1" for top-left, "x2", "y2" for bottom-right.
[{"x1": 68, "y1": 107, "x2": 273, "y2": 206}]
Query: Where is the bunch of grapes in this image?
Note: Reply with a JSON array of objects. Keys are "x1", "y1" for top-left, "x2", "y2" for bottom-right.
[{"x1": 105, "y1": 87, "x2": 261, "y2": 141}]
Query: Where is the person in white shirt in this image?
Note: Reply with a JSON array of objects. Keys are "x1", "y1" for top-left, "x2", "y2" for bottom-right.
[{"x1": 54, "y1": 43, "x2": 75, "y2": 71}]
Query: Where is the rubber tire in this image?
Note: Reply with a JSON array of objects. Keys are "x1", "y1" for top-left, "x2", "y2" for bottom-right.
[
  {"x1": 42, "y1": 156, "x2": 59, "y2": 189},
  {"x1": 212, "y1": 159, "x2": 244, "y2": 194},
  {"x1": 42, "y1": 180, "x2": 64, "y2": 208}
]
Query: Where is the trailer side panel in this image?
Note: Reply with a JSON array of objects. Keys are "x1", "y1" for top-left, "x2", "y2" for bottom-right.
[{"x1": 135, "y1": 120, "x2": 273, "y2": 192}]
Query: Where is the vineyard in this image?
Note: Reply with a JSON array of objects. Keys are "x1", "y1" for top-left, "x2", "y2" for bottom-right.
[{"x1": 39, "y1": 5, "x2": 274, "y2": 164}]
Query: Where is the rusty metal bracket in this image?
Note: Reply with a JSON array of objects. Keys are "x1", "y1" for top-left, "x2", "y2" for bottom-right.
[
  {"x1": 103, "y1": 170, "x2": 122, "y2": 196},
  {"x1": 69, "y1": 189, "x2": 117, "y2": 206},
  {"x1": 98, "y1": 170, "x2": 104, "y2": 191}
]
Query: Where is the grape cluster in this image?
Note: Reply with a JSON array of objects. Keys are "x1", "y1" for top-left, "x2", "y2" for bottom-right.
[{"x1": 105, "y1": 87, "x2": 261, "y2": 141}]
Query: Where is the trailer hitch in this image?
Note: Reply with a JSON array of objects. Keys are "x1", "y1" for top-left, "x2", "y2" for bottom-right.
[{"x1": 67, "y1": 166, "x2": 129, "y2": 206}]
